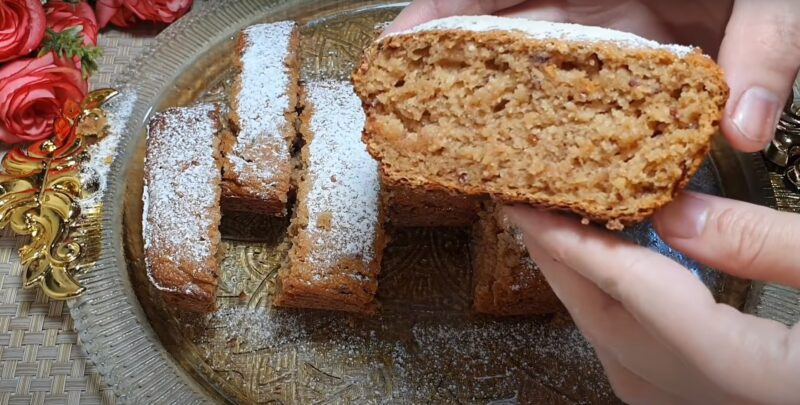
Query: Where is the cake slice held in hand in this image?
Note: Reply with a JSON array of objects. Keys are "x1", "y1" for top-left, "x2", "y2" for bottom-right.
[
  {"x1": 144, "y1": 104, "x2": 223, "y2": 312},
  {"x1": 353, "y1": 16, "x2": 728, "y2": 230},
  {"x1": 274, "y1": 80, "x2": 386, "y2": 314}
]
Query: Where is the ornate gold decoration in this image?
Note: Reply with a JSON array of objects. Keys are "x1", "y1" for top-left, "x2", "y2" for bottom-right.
[{"x1": 0, "y1": 88, "x2": 119, "y2": 300}]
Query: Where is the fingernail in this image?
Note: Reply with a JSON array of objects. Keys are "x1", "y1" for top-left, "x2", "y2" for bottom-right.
[
  {"x1": 731, "y1": 87, "x2": 782, "y2": 144},
  {"x1": 654, "y1": 193, "x2": 710, "y2": 239}
]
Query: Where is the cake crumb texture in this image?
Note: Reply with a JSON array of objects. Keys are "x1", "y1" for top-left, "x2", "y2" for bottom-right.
[
  {"x1": 223, "y1": 21, "x2": 299, "y2": 215},
  {"x1": 354, "y1": 16, "x2": 728, "y2": 228},
  {"x1": 143, "y1": 104, "x2": 223, "y2": 312},
  {"x1": 274, "y1": 80, "x2": 386, "y2": 314}
]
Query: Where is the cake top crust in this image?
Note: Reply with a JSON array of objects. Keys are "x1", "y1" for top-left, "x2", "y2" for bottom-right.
[
  {"x1": 231, "y1": 21, "x2": 295, "y2": 191},
  {"x1": 388, "y1": 15, "x2": 695, "y2": 57},
  {"x1": 144, "y1": 104, "x2": 220, "y2": 292},
  {"x1": 302, "y1": 80, "x2": 380, "y2": 269}
]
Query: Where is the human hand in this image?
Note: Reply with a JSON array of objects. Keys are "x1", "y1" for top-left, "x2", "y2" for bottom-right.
[
  {"x1": 505, "y1": 194, "x2": 800, "y2": 404},
  {"x1": 384, "y1": 0, "x2": 800, "y2": 153}
]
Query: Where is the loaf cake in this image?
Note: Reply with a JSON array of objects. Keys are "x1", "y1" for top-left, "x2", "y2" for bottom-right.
[
  {"x1": 384, "y1": 182, "x2": 481, "y2": 227},
  {"x1": 222, "y1": 21, "x2": 299, "y2": 215},
  {"x1": 353, "y1": 16, "x2": 729, "y2": 230},
  {"x1": 471, "y1": 205, "x2": 561, "y2": 316},
  {"x1": 274, "y1": 81, "x2": 386, "y2": 314},
  {"x1": 143, "y1": 104, "x2": 223, "y2": 312}
]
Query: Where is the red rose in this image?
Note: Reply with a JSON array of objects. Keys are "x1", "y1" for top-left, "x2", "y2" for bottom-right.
[
  {"x1": 95, "y1": 0, "x2": 192, "y2": 28},
  {"x1": 0, "y1": 54, "x2": 88, "y2": 144},
  {"x1": 46, "y1": 0, "x2": 99, "y2": 46},
  {"x1": 95, "y1": 0, "x2": 130, "y2": 28},
  {"x1": 0, "y1": 0, "x2": 46, "y2": 63},
  {"x1": 130, "y1": 0, "x2": 192, "y2": 24}
]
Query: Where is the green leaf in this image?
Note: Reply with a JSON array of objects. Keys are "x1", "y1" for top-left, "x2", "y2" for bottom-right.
[{"x1": 39, "y1": 27, "x2": 103, "y2": 79}]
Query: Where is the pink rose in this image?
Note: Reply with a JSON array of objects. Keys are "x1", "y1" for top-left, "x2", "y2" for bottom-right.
[
  {"x1": 95, "y1": 0, "x2": 192, "y2": 29},
  {"x1": 94, "y1": 0, "x2": 136, "y2": 28},
  {"x1": 0, "y1": 0, "x2": 46, "y2": 62},
  {"x1": 46, "y1": 0, "x2": 99, "y2": 46},
  {"x1": 0, "y1": 54, "x2": 88, "y2": 144}
]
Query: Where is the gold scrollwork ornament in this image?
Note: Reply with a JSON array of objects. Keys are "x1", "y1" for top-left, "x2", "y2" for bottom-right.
[{"x1": 0, "y1": 88, "x2": 118, "y2": 300}]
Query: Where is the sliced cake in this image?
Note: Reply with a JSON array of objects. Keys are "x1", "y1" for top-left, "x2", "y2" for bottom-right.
[
  {"x1": 353, "y1": 16, "x2": 728, "y2": 230},
  {"x1": 383, "y1": 182, "x2": 481, "y2": 227},
  {"x1": 143, "y1": 104, "x2": 223, "y2": 312},
  {"x1": 274, "y1": 81, "x2": 386, "y2": 314},
  {"x1": 471, "y1": 205, "x2": 562, "y2": 316},
  {"x1": 222, "y1": 21, "x2": 299, "y2": 215}
]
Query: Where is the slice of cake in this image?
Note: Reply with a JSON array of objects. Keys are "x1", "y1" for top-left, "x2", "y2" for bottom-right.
[
  {"x1": 274, "y1": 81, "x2": 386, "y2": 314},
  {"x1": 384, "y1": 182, "x2": 481, "y2": 227},
  {"x1": 353, "y1": 16, "x2": 728, "y2": 230},
  {"x1": 222, "y1": 21, "x2": 299, "y2": 215},
  {"x1": 144, "y1": 104, "x2": 223, "y2": 312},
  {"x1": 471, "y1": 205, "x2": 562, "y2": 316}
]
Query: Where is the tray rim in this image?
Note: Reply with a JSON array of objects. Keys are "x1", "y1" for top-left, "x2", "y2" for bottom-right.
[{"x1": 66, "y1": 1, "x2": 799, "y2": 403}]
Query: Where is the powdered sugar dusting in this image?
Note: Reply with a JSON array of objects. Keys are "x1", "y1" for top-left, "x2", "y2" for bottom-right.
[
  {"x1": 228, "y1": 21, "x2": 296, "y2": 196},
  {"x1": 188, "y1": 303, "x2": 613, "y2": 402},
  {"x1": 301, "y1": 80, "x2": 380, "y2": 269},
  {"x1": 392, "y1": 15, "x2": 695, "y2": 57},
  {"x1": 143, "y1": 104, "x2": 221, "y2": 292},
  {"x1": 207, "y1": 307, "x2": 311, "y2": 348},
  {"x1": 79, "y1": 91, "x2": 137, "y2": 212}
]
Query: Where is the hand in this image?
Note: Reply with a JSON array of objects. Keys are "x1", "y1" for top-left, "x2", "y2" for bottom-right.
[
  {"x1": 505, "y1": 193, "x2": 800, "y2": 404},
  {"x1": 385, "y1": 0, "x2": 800, "y2": 153},
  {"x1": 385, "y1": 1, "x2": 800, "y2": 403}
]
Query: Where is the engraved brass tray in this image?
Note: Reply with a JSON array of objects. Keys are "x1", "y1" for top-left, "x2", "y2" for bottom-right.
[{"x1": 67, "y1": 1, "x2": 790, "y2": 403}]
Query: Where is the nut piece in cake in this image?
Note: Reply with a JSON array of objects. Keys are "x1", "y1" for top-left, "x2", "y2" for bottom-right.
[
  {"x1": 274, "y1": 80, "x2": 386, "y2": 314},
  {"x1": 353, "y1": 16, "x2": 728, "y2": 230},
  {"x1": 222, "y1": 21, "x2": 300, "y2": 215},
  {"x1": 471, "y1": 205, "x2": 562, "y2": 316},
  {"x1": 143, "y1": 104, "x2": 223, "y2": 312}
]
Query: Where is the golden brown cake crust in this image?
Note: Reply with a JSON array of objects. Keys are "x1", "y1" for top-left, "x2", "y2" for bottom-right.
[
  {"x1": 274, "y1": 81, "x2": 386, "y2": 314},
  {"x1": 471, "y1": 206, "x2": 562, "y2": 316},
  {"x1": 144, "y1": 105, "x2": 223, "y2": 313},
  {"x1": 353, "y1": 20, "x2": 728, "y2": 230},
  {"x1": 222, "y1": 22, "x2": 300, "y2": 216}
]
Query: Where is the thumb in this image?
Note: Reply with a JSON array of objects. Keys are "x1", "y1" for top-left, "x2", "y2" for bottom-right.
[
  {"x1": 653, "y1": 192, "x2": 800, "y2": 288},
  {"x1": 383, "y1": 0, "x2": 526, "y2": 34},
  {"x1": 717, "y1": 0, "x2": 800, "y2": 152}
]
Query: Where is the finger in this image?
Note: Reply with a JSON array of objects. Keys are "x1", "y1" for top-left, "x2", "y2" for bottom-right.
[
  {"x1": 506, "y1": 205, "x2": 800, "y2": 404},
  {"x1": 517, "y1": 220, "x2": 726, "y2": 403},
  {"x1": 594, "y1": 347, "x2": 683, "y2": 405},
  {"x1": 653, "y1": 191, "x2": 800, "y2": 288},
  {"x1": 384, "y1": 0, "x2": 527, "y2": 34},
  {"x1": 717, "y1": 0, "x2": 800, "y2": 152},
  {"x1": 493, "y1": 0, "x2": 567, "y2": 22},
  {"x1": 494, "y1": 0, "x2": 675, "y2": 43}
]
